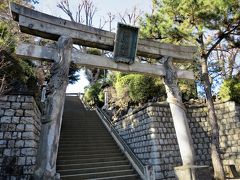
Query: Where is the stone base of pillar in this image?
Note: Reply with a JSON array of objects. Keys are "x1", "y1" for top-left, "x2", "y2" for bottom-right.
[{"x1": 174, "y1": 165, "x2": 212, "y2": 180}]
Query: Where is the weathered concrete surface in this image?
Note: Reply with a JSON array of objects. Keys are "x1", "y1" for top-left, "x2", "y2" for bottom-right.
[
  {"x1": 174, "y1": 166, "x2": 212, "y2": 180},
  {"x1": 163, "y1": 57, "x2": 195, "y2": 166},
  {"x1": 33, "y1": 36, "x2": 72, "y2": 180},
  {"x1": 11, "y1": 2, "x2": 197, "y2": 62}
]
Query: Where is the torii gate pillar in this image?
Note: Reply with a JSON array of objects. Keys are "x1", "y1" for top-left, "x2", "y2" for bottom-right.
[
  {"x1": 163, "y1": 58, "x2": 211, "y2": 180},
  {"x1": 33, "y1": 36, "x2": 73, "y2": 180},
  {"x1": 163, "y1": 57, "x2": 195, "y2": 165}
]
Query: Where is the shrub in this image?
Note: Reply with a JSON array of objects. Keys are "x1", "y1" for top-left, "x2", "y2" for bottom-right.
[
  {"x1": 219, "y1": 78, "x2": 240, "y2": 104},
  {"x1": 83, "y1": 82, "x2": 104, "y2": 107},
  {"x1": 114, "y1": 73, "x2": 166, "y2": 106}
]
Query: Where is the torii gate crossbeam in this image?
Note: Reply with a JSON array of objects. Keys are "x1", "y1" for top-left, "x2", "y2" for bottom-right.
[
  {"x1": 16, "y1": 43, "x2": 194, "y2": 80},
  {"x1": 11, "y1": 3, "x2": 197, "y2": 62}
]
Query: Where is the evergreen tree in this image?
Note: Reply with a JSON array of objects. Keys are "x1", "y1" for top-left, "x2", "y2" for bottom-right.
[{"x1": 141, "y1": 0, "x2": 240, "y2": 179}]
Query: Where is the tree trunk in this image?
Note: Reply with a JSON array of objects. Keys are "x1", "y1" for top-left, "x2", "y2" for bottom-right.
[{"x1": 201, "y1": 57, "x2": 225, "y2": 180}]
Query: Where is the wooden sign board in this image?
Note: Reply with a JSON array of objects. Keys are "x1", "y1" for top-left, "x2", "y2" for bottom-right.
[{"x1": 113, "y1": 23, "x2": 139, "y2": 64}]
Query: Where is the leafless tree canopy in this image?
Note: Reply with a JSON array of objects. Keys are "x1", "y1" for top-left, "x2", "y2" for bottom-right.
[
  {"x1": 57, "y1": 0, "x2": 97, "y2": 26},
  {"x1": 118, "y1": 6, "x2": 143, "y2": 26}
]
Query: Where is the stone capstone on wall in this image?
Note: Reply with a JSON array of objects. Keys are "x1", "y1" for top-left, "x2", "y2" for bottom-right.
[
  {"x1": 0, "y1": 95, "x2": 41, "y2": 180},
  {"x1": 113, "y1": 101, "x2": 240, "y2": 179}
]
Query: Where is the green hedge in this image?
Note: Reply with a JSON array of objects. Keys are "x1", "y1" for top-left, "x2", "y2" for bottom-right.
[
  {"x1": 83, "y1": 82, "x2": 104, "y2": 107},
  {"x1": 219, "y1": 78, "x2": 240, "y2": 104},
  {"x1": 114, "y1": 73, "x2": 166, "y2": 104}
]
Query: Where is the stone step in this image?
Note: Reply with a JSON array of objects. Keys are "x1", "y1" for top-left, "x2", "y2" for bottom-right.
[
  {"x1": 85, "y1": 174, "x2": 138, "y2": 180},
  {"x1": 57, "y1": 156, "x2": 126, "y2": 165},
  {"x1": 57, "y1": 96, "x2": 138, "y2": 180},
  {"x1": 62, "y1": 123, "x2": 103, "y2": 125},
  {"x1": 58, "y1": 152, "x2": 123, "y2": 160},
  {"x1": 57, "y1": 160, "x2": 130, "y2": 170},
  {"x1": 59, "y1": 139, "x2": 114, "y2": 144},
  {"x1": 60, "y1": 134, "x2": 111, "y2": 138},
  {"x1": 62, "y1": 117, "x2": 100, "y2": 120},
  {"x1": 60, "y1": 133, "x2": 110, "y2": 136},
  {"x1": 59, "y1": 142, "x2": 116, "y2": 148},
  {"x1": 60, "y1": 169, "x2": 135, "y2": 180},
  {"x1": 58, "y1": 145, "x2": 118, "y2": 151},
  {"x1": 59, "y1": 141, "x2": 114, "y2": 145},
  {"x1": 59, "y1": 136, "x2": 113, "y2": 140},
  {"x1": 58, "y1": 165, "x2": 132, "y2": 175},
  {"x1": 61, "y1": 129, "x2": 107, "y2": 132},
  {"x1": 58, "y1": 148, "x2": 121, "y2": 156}
]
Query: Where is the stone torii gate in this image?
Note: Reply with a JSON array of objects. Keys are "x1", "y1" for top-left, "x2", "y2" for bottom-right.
[{"x1": 11, "y1": 3, "x2": 210, "y2": 180}]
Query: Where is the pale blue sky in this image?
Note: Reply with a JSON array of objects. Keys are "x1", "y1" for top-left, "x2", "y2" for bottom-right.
[
  {"x1": 35, "y1": 0, "x2": 152, "y2": 30},
  {"x1": 35, "y1": 0, "x2": 152, "y2": 93}
]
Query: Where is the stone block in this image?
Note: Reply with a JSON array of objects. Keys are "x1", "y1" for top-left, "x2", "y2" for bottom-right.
[
  {"x1": 8, "y1": 95, "x2": 17, "y2": 102},
  {"x1": 12, "y1": 132, "x2": 18, "y2": 139},
  {"x1": 24, "y1": 140, "x2": 37, "y2": 148},
  {"x1": 0, "y1": 124, "x2": 8, "y2": 131},
  {"x1": 21, "y1": 117, "x2": 33, "y2": 124},
  {"x1": 1, "y1": 116, "x2": 12, "y2": 123},
  {"x1": 7, "y1": 124, "x2": 16, "y2": 131},
  {"x1": 0, "y1": 102, "x2": 10, "y2": 109},
  {"x1": 0, "y1": 95, "x2": 8, "y2": 101},
  {"x1": 16, "y1": 124, "x2": 25, "y2": 131},
  {"x1": 3, "y1": 148, "x2": 11, "y2": 156},
  {"x1": 24, "y1": 110, "x2": 35, "y2": 117},
  {"x1": 0, "y1": 109, "x2": 4, "y2": 116},
  {"x1": 11, "y1": 103, "x2": 21, "y2": 109},
  {"x1": 15, "y1": 109, "x2": 24, "y2": 116},
  {"x1": 174, "y1": 165, "x2": 212, "y2": 180},
  {"x1": 0, "y1": 140, "x2": 7, "y2": 146},
  {"x1": 18, "y1": 156, "x2": 26, "y2": 165},
  {"x1": 150, "y1": 151, "x2": 160, "y2": 158},
  {"x1": 21, "y1": 148, "x2": 37, "y2": 156},
  {"x1": 8, "y1": 140, "x2": 15, "y2": 148},
  {"x1": 232, "y1": 146, "x2": 238, "y2": 153},
  {"x1": 0, "y1": 132, "x2": 3, "y2": 139},
  {"x1": 22, "y1": 103, "x2": 33, "y2": 110},
  {"x1": 12, "y1": 117, "x2": 20, "y2": 124},
  {"x1": 16, "y1": 95, "x2": 25, "y2": 102},
  {"x1": 17, "y1": 132, "x2": 22, "y2": 139},
  {"x1": 26, "y1": 157, "x2": 36, "y2": 165},
  {"x1": 22, "y1": 132, "x2": 35, "y2": 140},
  {"x1": 25, "y1": 124, "x2": 35, "y2": 132},
  {"x1": 4, "y1": 132, "x2": 12, "y2": 139},
  {"x1": 233, "y1": 134, "x2": 239, "y2": 140},
  {"x1": 23, "y1": 165, "x2": 35, "y2": 174},
  {"x1": 15, "y1": 140, "x2": 24, "y2": 147},
  {"x1": 25, "y1": 96, "x2": 34, "y2": 103},
  {"x1": 4, "y1": 109, "x2": 15, "y2": 116}
]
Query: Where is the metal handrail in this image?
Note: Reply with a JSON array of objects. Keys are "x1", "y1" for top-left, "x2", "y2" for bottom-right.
[{"x1": 96, "y1": 107, "x2": 155, "y2": 180}]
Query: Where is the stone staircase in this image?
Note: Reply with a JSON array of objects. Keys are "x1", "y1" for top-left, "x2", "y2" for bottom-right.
[{"x1": 56, "y1": 96, "x2": 139, "y2": 180}]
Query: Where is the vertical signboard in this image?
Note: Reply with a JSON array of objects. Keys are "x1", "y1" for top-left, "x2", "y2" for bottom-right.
[{"x1": 113, "y1": 23, "x2": 139, "y2": 64}]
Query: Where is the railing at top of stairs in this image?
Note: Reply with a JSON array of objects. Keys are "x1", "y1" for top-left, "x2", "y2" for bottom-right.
[{"x1": 96, "y1": 106, "x2": 156, "y2": 180}]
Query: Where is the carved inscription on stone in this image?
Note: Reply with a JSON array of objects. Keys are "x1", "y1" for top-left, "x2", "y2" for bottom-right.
[{"x1": 113, "y1": 23, "x2": 139, "y2": 64}]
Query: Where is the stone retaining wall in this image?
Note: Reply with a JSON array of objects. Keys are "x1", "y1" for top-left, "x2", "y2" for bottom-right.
[
  {"x1": 0, "y1": 95, "x2": 41, "y2": 179},
  {"x1": 113, "y1": 101, "x2": 240, "y2": 179}
]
